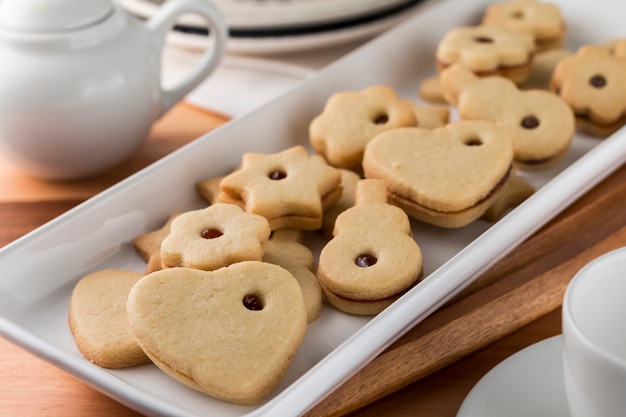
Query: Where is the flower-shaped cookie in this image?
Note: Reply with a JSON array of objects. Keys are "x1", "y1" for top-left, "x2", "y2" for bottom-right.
[
  {"x1": 482, "y1": 0, "x2": 566, "y2": 51},
  {"x1": 160, "y1": 203, "x2": 271, "y2": 270},
  {"x1": 551, "y1": 45, "x2": 626, "y2": 137},
  {"x1": 309, "y1": 85, "x2": 416, "y2": 172},
  {"x1": 436, "y1": 25, "x2": 535, "y2": 84},
  {"x1": 219, "y1": 145, "x2": 342, "y2": 230}
]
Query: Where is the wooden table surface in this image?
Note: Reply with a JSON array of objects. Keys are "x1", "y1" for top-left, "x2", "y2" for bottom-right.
[{"x1": 0, "y1": 100, "x2": 621, "y2": 416}]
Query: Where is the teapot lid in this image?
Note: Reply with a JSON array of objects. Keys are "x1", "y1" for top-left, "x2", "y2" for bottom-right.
[{"x1": 0, "y1": 0, "x2": 113, "y2": 32}]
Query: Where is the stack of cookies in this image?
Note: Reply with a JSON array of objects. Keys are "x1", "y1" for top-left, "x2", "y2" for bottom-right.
[{"x1": 421, "y1": 0, "x2": 626, "y2": 138}]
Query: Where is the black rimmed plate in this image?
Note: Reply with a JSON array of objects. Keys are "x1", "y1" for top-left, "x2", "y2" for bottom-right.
[{"x1": 120, "y1": 0, "x2": 426, "y2": 54}]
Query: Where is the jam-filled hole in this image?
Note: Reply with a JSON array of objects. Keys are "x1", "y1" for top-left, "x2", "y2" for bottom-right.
[
  {"x1": 474, "y1": 36, "x2": 494, "y2": 43},
  {"x1": 201, "y1": 228, "x2": 223, "y2": 239},
  {"x1": 589, "y1": 74, "x2": 607, "y2": 88},
  {"x1": 373, "y1": 113, "x2": 389, "y2": 125},
  {"x1": 268, "y1": 170, "x2": 287, "y2": 180},
  {"x1": 242, "y1": 293, "x2": 264, "y2": 311},
  {"x1": 355, "y1": 254, "x2": 378, "y2": 267},
  {"x1": 521, "y1": 115, "x2": 540, "y2": 129},
  {"x1": 464, "y1": 137, "x2": 483, "y2": 146}
]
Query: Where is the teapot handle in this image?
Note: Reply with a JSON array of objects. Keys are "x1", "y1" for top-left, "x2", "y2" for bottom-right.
[{"x1": 147, "y1": 0, "x2": 228, "y2": 116}]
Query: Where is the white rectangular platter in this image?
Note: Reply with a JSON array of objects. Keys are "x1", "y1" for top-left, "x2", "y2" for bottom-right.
[{"x1": 2, "y1": 0, "x2": 626, "y2": 416}]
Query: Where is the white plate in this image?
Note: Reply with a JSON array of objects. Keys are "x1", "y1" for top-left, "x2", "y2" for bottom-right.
[
  {"x1": 122, "y1": 0, "x2": 420, "y2": 29},
  {"x1": 457, "y1": 336, "x2": 570, "y2": 417},
  {"x1": 2, "y1": 1, "x2": 626, "y2": 416},
  {"x1": 120, "y1": 0, "x2": 425, "y2": 54}
]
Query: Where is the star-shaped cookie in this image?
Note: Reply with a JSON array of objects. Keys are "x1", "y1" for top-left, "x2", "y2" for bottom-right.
[{"x1": 219, "y1": 145, "x2": 342, "y2": 230}]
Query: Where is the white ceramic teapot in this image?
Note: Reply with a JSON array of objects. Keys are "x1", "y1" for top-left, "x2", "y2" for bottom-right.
[{"x1": 0, "y1": 0, "x2": 227, "y2": 180}]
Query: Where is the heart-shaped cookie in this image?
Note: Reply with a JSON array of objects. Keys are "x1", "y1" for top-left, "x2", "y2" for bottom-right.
[
  {"x1": 440, "y1": 64, "x2": 575, "y2": 169},
  {"x1": 363, "y1": 120, "x2": 513, "y2": 228},
  {"x1": 126, "y1": 261, "x2": 307, "y2": 405}
]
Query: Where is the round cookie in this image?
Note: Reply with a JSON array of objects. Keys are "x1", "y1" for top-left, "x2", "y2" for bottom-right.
[
  {"x1": 126, "y1": 262, "x2": 307, "y2": 405},
  {"x1": 482, "y1": 0, "x2": 566, "y2": 51},
  {"x1": 309, "y1": 85, "x2": 417, "y2": 172},
  {"x1": 440, "y1": 63, "x2": 575, "y2": 169},
  {"x1": 321, "y1": 168, "x2": 361, "y2": 240},
  {"x1": 551, "y1": 45, "x2": 626, "y2": 137},
  {"x1": 160, "y1": 203, "x2": 271, "y2": 271},
  {"x1": 363, "y1": 120, "x2": 514, "y2": 228},
  {"x1": 402, "y1": 100, "x2": 450, "y2": 129},
  {"x1": 317, "y1": 179, "x2": 423, "y2": 315},
  {"x1": 68, "y1": 269, "x2": 150, "y2": 369},
  {"x1": 518, "y1": 48, "x2": 573, "y2": 91},
  {"x1": 436, "y1": 25, "x2": 536, "y2": 84},
  {"x1": 262, "y1": 229, "x2": 324, "y2": 323},
  {"x1": 608, "y1": 38, "x2": 626, "y2": 59},
  {"x1": 418, "y1": 76, "x2": 447, "y2": 104}
]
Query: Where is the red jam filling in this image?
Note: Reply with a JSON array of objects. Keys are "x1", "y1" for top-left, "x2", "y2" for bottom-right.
[
  {"x1": 268, "y1": 170, "x2": 287, "y2": 180},
  {"x1": 521, "y1": 115, "x2": 540, "y2": 129},
  {"x1": 355, "y1": 254, "x2": 378, "y2": 267},
  {"x1": 201, "y1": 228, "x2": 223, "y2": 239},
  {"x1": 243, "y1": 294, "x2": 264, "y2": 310}
]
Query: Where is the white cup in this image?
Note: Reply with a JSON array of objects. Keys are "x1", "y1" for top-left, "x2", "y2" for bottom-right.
[{"x1": 562, "y1": 247, "x2": 626, "y2": 417}]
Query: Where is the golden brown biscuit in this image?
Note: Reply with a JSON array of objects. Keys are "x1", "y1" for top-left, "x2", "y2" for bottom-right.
[
  {"x1": 403, "y1": 100, "x2": 450, "y2": 129},
  {"x1": 321, "y1": 168, "x2": 361, "y2": 240},
  {"x1": 363, "y1": 120, "x2": 514, "y2": 228},
  {"x1": 418, "y1": 76, "x2": 448, "y2": 104},
  {"x1": 440, "y1": 64, "x2": 575, "y2": 169},
  {"x1": 127, "y1": 262, "x2": 307, "y2": 405},
  {"x1": 133, "y1": 213, "x2": 180, "y2": 273},
  {"x1": 68, "y1": 269, "x2": 150, "y2": 369},
  {"x1": 160, "y1": 203, "x2": 271, "y2": 270},
  {"x1": 219, "y1": 145, "x2": 342, "y2": 230},
  {"x1": 262, "y1": 229, "x2": 323, "y2": 323},
  {"x1": 518, "y1": 48, "x2": 573, "y2": 90},
  {"x1": 196, "y1": 175, "x2": 226, "y2": 204},
  {"x1": 317, "y1": 179, "x2": 423, "y2": 315},
  {"x1": 551, "y1": 45, "x2": 626, "y2": 137},
  {"x1": 482, "y1": 0, "x2": 566, "y2": 51},
  {"x1": 436, "y1": 25, "x2": 536, "y2": 84},
  {"x1": 309, "y1": 85, "x2": 417, "y2": 172},
  {"x1": 481, "y1": 172, "x2": 536, "y2": 221},
  {"x1": 608, "y1": 39, "x2": 626, "y2": 59}
]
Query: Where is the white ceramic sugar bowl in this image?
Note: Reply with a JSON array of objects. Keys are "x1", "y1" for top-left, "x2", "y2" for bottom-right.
[{"x1": 0, "y1": 0, "x2": 227, "y2": 180}]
